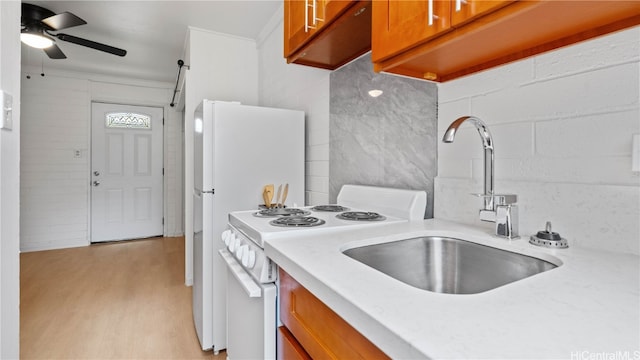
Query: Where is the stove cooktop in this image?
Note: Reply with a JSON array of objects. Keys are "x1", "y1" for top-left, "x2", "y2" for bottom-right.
[
  {"x1": 269, "y1": 216, "x2": 326, "y2": 227},
  {"x1": 337, "y1": 211, "x2": 386, "y2": 221},
  {"x1": 310, "y1": 205, "x2": 350, "y2": 212},
  {"x1": 228, "y1": 205, "x2": 406, "y2": 247},
  {"x1": 253, "y1": 207, "x2": 311, "y2": 217}
]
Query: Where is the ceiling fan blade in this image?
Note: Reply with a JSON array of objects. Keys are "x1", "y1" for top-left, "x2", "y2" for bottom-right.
[
  {"x1": 21, "y1": 3, "x2": 55, "y2": 27},
  {"x1": 41, "y1": 12, "x2": 86, "y2": 31},
  {"x1": 43, "y1": 44, "x2": 66, "y2": 59},
  {"x1": 55, "y1": 33, "x2": 127, "y2": 57}
]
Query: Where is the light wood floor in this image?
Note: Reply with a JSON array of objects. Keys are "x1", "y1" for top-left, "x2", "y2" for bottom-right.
[{"x1": 20, "y1": 237, "x2": 225, "y2": 359}]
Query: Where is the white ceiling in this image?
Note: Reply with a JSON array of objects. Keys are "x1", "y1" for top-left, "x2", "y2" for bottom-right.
[{"x1": 21, "y1": 1, "x2": 282, "y2": 83}]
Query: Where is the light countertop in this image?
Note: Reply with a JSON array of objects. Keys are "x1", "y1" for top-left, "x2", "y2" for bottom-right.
[{"x1": 264, "y1": 219, "x2": 640, "y2": 359}]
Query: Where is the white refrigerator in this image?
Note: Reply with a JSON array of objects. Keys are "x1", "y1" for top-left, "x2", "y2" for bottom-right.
[{"x1": 192, "y1": 100, "x2": 305, "y2": 352}]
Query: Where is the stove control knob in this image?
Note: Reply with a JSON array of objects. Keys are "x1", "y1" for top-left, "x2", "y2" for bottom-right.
[
  {"x1": 228, "y1": 234, "x2": 238, "y2": 252},
  {"x1": 236, "y1": 245, "x2": 247, "y2": 260},
  {"x1": 242, "y1": 250, "x2": 256, "y2": 268},
  {"x1": 221, "y1": 230, "x2": 232, "y2": 245},
  {"x1": 234, "y1": 243, "x2": 242, "y2": 258},
  {"x1": 225, "y1": 234, "x2": 232, "y2": 249}
]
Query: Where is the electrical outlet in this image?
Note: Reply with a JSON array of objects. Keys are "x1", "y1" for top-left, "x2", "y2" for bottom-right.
[{"x1": 0, "y1": 91, "x2": 13, "y2": 131}]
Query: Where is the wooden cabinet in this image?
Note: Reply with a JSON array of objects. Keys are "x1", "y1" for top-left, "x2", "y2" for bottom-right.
[
  {"x1": 449, "y1": 0, "x2": 512, "y2": 26},
  {"x1": 371, "y1": 0, "x2": 640, "y2": 81},
  {"x1": 284, "y1": 0, "x2": 325, "y2": 57},
  {"x1": 284, "y1": 0, "x2": 372, "y2": 70},
  {"x1": 278, "y1": 326, "x2": 312, "y2": 360},
  {"x1": 371, "y1": 0, "x2": 513, "y2": 64},
  {"x1": 371, "y1": 0, "x2": 453, "y2": 63},
  {"x1": 278, "y1": 268, "x2": 390, "y2": 360},
  {"x1": 284, "y1": 0, "x2": 640, "y2": 80}
]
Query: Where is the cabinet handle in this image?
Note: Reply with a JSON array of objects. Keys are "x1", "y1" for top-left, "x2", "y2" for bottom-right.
[
  {"x1": 305, "y1": 0, "x2": 325, "y2": 32},
  {"x1": 305, "y1": 0, "x2": 310, "y2": 32},
  {"x1": 428, "y1": 0, "x2": 440, "y2": 26},
  {"x1": 312, "y1": 0, "x2": 318, "y2": 26},
  {"x1": 455, "y1": 0, "x2": 468, "y2": 12}
]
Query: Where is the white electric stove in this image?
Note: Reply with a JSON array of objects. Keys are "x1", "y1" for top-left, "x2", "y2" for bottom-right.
[
  {"x1": 228, "y1": 204, "x2": 404, "y2": 246},
  {"x1": 229, "y1": 184, "x2": 427, "y2": 246},
  {"x1": 219, "y1": 185, "x2": 427, "y2": 360}
]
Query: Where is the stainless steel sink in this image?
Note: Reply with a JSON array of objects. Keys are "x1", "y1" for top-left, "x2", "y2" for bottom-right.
[{"x1": 343, "y1": 236, "x2": 557, "y2": 294}]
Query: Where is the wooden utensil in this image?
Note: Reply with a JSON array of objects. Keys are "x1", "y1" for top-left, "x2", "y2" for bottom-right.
[
  {"x1": 262, "y1": 188, "x2": 271, "y2": 209},
  {"x1": 265, "y1": 184, "x2": 274, "y2": 208},
  {"x1": 281, "y1": 183, "x2": 289, "y2": 208},
  {"x1": 275, "y1": 184, "x2": 282, "y2": 208}
]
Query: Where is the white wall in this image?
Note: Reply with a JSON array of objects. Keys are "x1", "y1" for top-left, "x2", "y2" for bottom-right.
[
  {"x1": 182, "y1": 27, "x2": 259, "y2": 285},
  {"x1": 436, "y1": 26, "x2": 640, "y2": 255},
  {"x1": 257, "y1": 6, "x2": 331, "y2": 205},
  {"x1": 0, "y1": 1, "x2": 21, "y2": 357},
  {"x1": 20, "y1": 69, "x2": 183, "y2": 251}
]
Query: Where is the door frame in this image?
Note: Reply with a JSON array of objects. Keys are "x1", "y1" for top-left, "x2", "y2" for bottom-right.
[{"x1": 88, "y1": 101, "x2": 166, "y2": 243}]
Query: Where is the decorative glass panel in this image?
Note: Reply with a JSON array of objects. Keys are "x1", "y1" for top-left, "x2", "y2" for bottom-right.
[{"x1": 105, "y1": 112, "x2": 151, "y2": 129}]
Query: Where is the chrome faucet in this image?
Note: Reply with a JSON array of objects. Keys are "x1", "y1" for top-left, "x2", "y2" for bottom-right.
[
  {"x1": 442, "y1": 116, "x2": 519, "y2": 239},
  {"x1": 443, "y1": 116, "x2": 495, "y2": 211}
]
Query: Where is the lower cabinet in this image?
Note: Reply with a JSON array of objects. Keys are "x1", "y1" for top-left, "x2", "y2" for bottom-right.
[
  {"x1": 278, "y1": 268, "x2": 390, "y2": 360},
  {"x1": 278, "y1": 326, "x2": 312, "y2": 360}
]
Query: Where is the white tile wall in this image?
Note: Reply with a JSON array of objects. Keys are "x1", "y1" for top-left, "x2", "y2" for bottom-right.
[
  {"x1": 21, "y1": 75, "x2": 91, "y2": 251},
  {"x1": 20, "y1": 70, "x2": 182, "y2": 251},
  {"x1": 257, "y1": 6, "x2": 331, "y2": 205},
  {"x1": 436, "y1": 27, "x2": 640, "y2": 255}
]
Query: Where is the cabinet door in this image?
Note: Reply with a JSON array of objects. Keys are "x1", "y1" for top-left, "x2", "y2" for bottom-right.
[
  {"x1": 451, "y1": 0, "x2": 513, "y2": 26},
  {"x1": 323, "y1": 0, "x2": 354, "y2": 20},
  {"x1": 279, "y1": 269, "x2": 390, "y2": 359},
  {"x1": 277, "y1": 326, "x2": 312, "y2": 360},
  {"x1": 284, "y1": 0, "x2": 323, "y2": 57},
  {"x1": 372, "y1": 0, "x2": 452, "y2": 62},
  {"x1": 285, "y1": 0, "x2": 356, "y2": 58}
]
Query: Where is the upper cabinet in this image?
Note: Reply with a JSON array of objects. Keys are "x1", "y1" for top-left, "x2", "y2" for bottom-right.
[
  {"x1": 371, "y1": 1, "x2": 640, "y2": 81},
  {"x1": 449, "y1": 0, "x2": 512, "y2": 26},
  {"x1": 371, "y1": 1, "x2": 514, "y2": 66},
  {"x1": 371, "y1": 0, "x2": 452, "y2": 62},
  {"x1": 371, "y1": 0, "x2": 512, "y2": 69},
  {"x1": 284, "y1": 0, "x2": 640, "y2": 82},
  {"x1": 284, "y1": 0, "x2": 372, "y2": 70}
]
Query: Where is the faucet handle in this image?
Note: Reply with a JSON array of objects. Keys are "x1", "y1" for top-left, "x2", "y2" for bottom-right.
[
  {"x1": 473, "y1": 193, "x2": 517, "y2": 205},
  {"x1": 496, "y1": 204, "x2": 519, "y2": 239},
  {"x1": 494, "y1": 194, "x2": 517, "y2": 205}
]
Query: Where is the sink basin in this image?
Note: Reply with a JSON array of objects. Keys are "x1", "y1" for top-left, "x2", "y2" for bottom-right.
[{"x1": 343, "y1": 236, "x2": 557, "y2": 294}]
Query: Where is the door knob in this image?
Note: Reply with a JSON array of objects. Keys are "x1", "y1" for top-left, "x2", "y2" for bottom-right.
[
  {"x1": 93, "y1": 181, "x2": 100, "y2": 186},
  {"x1": 93, "y1": 171, "x2": 100, "y2": 176}
]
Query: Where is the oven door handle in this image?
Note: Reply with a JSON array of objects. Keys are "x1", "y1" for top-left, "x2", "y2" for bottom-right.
[{"x1": 219, "y1": 249, "x2": 262, "y2": 298}]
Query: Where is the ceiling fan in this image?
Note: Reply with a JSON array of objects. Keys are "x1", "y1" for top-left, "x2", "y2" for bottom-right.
[{"x1": 21, "y1": 3, "x2": 127, "y2": 59}]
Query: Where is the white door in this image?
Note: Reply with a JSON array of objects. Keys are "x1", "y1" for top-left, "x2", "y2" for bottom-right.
[{"x1": 91, "y1": 102, "x2": 164, "y2": 243}]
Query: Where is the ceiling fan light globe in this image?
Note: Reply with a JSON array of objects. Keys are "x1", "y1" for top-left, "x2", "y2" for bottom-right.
[{"x1": 20, "y1": 33, "x2": 54, "y2": 49}]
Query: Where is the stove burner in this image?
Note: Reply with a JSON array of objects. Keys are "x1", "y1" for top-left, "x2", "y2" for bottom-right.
[
  {"x1": 336, "y1": 211, "x2": 386, "y2": 221},
  {"x1": 254, "y1": 208, "x2": 311, "y2": 218},
  {"x1": 311, "y1": 205, "x2": 350, "y2": 212},
  {"x1": 270, "y1": 216, "x2": 326, "y2": 227}
]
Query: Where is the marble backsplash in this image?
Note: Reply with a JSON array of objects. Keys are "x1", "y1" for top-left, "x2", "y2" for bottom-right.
[{"x1": 329, "y1": 53, "x2": 438, "y2": 218}]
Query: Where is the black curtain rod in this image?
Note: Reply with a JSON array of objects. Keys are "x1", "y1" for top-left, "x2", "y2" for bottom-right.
[{"x1": 170, "y1": 59, "x2": 189, "y2": 107}]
